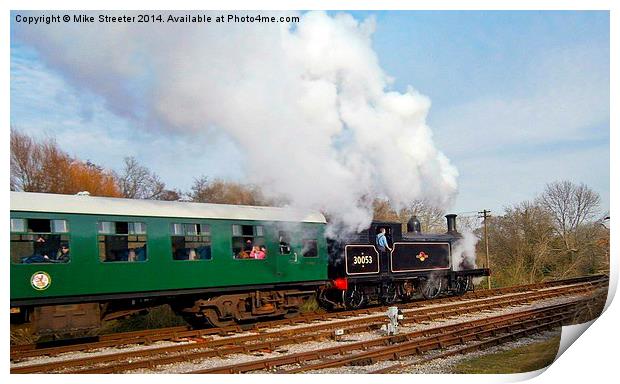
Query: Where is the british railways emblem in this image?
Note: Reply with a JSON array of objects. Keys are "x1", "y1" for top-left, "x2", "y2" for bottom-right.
[{"x1": 30, "y1": 271, "x2": 51, "y2": 290}]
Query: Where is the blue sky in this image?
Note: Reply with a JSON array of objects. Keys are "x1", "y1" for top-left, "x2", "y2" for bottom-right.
[
  {"x1": 356, "y1": 10, "x2": 610, "y2": 214},
  {"x1": 10, "y1": 10, "x2": 610, "y2": 217}
]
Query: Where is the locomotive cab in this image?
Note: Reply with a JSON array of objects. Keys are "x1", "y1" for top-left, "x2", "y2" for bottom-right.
[{"x1": 368, "y1": 223, "x2": 402, "y2": 247}]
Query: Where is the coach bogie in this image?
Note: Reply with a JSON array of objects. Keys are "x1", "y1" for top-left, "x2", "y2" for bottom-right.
[
  {"x1": 26, "y1": 303, "x2": 102, "y2": 337},
  {"x1": 175, "y1": 289, "x2": 315, "y2": 326}
]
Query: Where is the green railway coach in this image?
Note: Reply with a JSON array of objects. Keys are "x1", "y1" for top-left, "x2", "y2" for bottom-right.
[{"x1": 10, "y1": 191, "x2": 328, "y2": 334}]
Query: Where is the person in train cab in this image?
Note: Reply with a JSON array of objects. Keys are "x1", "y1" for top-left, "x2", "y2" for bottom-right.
[
  {"x1": 376, "y1": 227, "x2": 392, "y2": 253},
  {"x1": 188, "y1": 249, "x2": 198, "y2": 260},
  {"x1": 127, "y1": 249, "x2": 137, "y2": 262}
]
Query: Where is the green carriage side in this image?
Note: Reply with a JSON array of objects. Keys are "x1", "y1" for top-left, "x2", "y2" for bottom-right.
[{"x1": 10, "y1": 191, "x2": 328, "y2": 333}]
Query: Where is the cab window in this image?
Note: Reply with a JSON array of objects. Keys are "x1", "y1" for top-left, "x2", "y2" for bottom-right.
[
  {"x1": 98, "y1": 221, "x2": 147, "y2": 262},
  {"x1": 171, "y1": 223, "x2": 212, "y2": 261},
  {"x1": 10, "y1": 218, "x2": 70, "y2": 264}
]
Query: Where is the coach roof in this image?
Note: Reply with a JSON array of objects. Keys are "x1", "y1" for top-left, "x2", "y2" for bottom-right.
[{"x1": 10, "y1": 192, "x2": 326, "y2": 224}]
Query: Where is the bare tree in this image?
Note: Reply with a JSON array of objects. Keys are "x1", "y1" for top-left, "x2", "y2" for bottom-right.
[
  {"x1": 486, "y1": 201, "x2": 556, "y2": 285},
  {"x1": 410, "y1": 200, "x2": 449, "y2": 233},
  {"x1": 457, "y1": 214, "x2": 482, "y2": 234},
  {"x1": 10, "y1": 128, "x2": 69, "y2": 192},
  {"x1": 157, "y1": 189, "x2": 183, "y2": 201},
  {"x1": 189, "y1": 176, "x2": 271, "y2": 206},
  {"x1": 10, "y1": 128, "x2": 121, "y2": 197},
  {"x1": 116, "y1": 156, "x2": 166, "y2": 200},
  {"x1": 372, "y1": 199, "x2": 447, "y2": 233},
  {"x1": 537, "y1": 181, "x2": 600, "y2": 250},
  {"x1": 10, "y1": 128, "x2": 37, "y2": 191}
]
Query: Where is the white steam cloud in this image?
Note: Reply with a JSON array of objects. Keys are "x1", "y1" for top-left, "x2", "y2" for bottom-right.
[
  {"x1": 451, "y1": 230, "x2": 479, "y2": 271},
  {"x1": 14, "y1": 11, "x2": 458, "y2": 232}
]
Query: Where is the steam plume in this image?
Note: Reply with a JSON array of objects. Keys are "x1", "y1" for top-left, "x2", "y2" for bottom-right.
[
  {"x1": 14, "y1": 11, "x2": 459, "y2": 231},
  {"x1": 451, "y1": 230, "x2": 479, "y2": 270}
]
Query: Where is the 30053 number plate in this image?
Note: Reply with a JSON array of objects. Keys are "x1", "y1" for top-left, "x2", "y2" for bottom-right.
[
  {"x1": 345, "y1": 245, "x2": 379, "y2": 275},
  {"x1": 353, "y1": 255, "x2": 373, "y2": 264}
]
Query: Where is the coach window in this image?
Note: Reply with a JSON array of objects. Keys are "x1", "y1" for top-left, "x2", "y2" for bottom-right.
[
  {"x1": 98, "y1": 221, "x2": 147, "y2": 262},
  {"x1": 302, "y1": 239, "x2": 318, "y2": 258},
  {"x1": 171, "y1": 223, "x2": 212, "y2": 261},
  {"x1": 278, "y1": 231, "x2": 292, "y2": 255},
  {"x1": 232, "y1": 224, "x2": 266, "y2": 259},
  {"x1": 10, "y1": 218, "x2": 70, "y2": 264}
]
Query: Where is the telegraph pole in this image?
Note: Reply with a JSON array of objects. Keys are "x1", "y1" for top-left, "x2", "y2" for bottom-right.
[{"x1": 478, "y1": 209, "x2": 491, "y2": 289}]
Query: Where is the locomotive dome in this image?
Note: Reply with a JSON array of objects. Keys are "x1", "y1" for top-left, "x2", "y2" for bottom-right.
[{"x1": 10, "y1": 191, "x2": 326, "y2": 223}]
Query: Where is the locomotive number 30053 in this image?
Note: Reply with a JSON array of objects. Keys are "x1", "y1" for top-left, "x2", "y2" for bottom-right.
[{"x1": 352, "y1": 255, "x2": 373, "y2": 265}]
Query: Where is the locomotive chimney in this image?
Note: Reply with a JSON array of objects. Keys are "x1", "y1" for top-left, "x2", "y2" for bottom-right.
[
  {"x1": 445, "y1": 214, "x2": 458, "y2": 234},
  {"x1": 407, "y1": 215, "x2": 422, "y2": 234}
]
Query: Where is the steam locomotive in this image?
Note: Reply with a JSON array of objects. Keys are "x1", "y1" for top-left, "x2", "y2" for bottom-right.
[
  {"x1": 319, "y1": 214, "x2": 490, "y2": 309},
  {"x1": 10, "y1": 192, "x2": 489, "y2": 336}
]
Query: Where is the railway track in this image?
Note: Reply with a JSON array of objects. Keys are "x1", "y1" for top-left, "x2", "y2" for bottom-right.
[
  {"x1": 10, "y1": 276, "x2": 606, "y2": 374},
  {"x1": 280, "y1": 300, "x2": 589, "y2": 374},
  {"x1": 10, "y1": 274, "x2": 606, "y2": 361},
  {"x1": 188, "y1": 287, "x2": 606, "y2": 374}
]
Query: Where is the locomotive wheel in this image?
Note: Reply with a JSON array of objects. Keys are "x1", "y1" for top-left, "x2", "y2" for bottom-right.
[
  {"x1": 398, "y1": 281, "x2": 416, "y2": 302},
  {"x1": 420, "y1": 277, "x2": 443, "y2": 299},
  {"x1": 380, "y1": 283, "x2": 398, "y2": 305},
  {"x1": 454, "y1": 276, "x2": 472, "y2": 296},
  {"x1": 342, "y1": 288, "x2": 365, "y2": 310}
]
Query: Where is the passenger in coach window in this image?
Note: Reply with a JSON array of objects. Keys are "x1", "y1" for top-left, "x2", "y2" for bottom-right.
[
  {"x1": 33, "y1": 235, "x2": 50, "y2": 258},
  {"x1": 52, "y1": 244, "x2": 70, "y2": 263},
  {"x1": 256, "y1": 245, "x2": 267, "y2": 260},
  {"x1": 244, "y1": 238, "x2": 253, "y2": 253},
  {"x1": 249, "y1": 245, "x2": 266, "y2": 259}
]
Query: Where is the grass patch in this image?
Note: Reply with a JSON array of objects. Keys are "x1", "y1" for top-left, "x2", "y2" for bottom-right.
[
  {"x1": 10, "y1": 325, "x2": 38, "y2": 345},
  {"x1": 451, "y1": 335, "x2": 561, "y2": 374},
  {"x1": 300, "y1": 296, "x2": 321, "y2": 313}
]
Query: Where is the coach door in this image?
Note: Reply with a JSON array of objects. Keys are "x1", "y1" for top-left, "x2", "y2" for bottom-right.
[{"x1": 275, "y1": 229, "x2": 298, "y2": 280}]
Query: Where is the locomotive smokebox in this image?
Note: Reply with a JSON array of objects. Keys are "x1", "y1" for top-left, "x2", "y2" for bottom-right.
[
  {"x1": 407, "y1": 216, "x2": 422, "y2": 234},
  {"x1": 445, "y1": 214, "x2": 458, "y2": 234}
]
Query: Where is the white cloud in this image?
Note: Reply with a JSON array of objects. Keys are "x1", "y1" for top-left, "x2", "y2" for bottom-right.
[{"x1": 11, "y1": 49, "x2": 244, "y2": 187}]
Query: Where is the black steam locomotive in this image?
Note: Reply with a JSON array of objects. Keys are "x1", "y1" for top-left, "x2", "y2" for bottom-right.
[{"x1": 319, "y1": 214, "x2": 490, "y2": 309}]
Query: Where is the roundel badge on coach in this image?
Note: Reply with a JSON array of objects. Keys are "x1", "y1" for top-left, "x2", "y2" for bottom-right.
[{"x1": 31, "y1": 271, "x2": 51, "y2": 291}]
